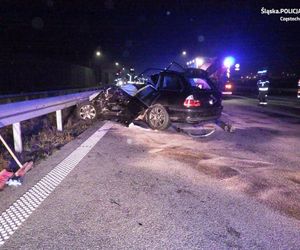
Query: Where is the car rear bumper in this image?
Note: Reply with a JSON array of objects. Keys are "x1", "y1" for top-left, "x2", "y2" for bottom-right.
[
  {"x1": 168, "y1": 106, "x2": 223, "y2": 123},
  {"x1": 222, "y1": 91, "x2": 232, "y2": 95}
]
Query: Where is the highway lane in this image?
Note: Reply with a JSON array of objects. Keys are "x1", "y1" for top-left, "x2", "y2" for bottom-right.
[
  {"x1": 229, "y1": 95, "x2": 300, "y2": 118},
  {"x1": 0, "y1": 97, "x2": 300, "y2": 249}
]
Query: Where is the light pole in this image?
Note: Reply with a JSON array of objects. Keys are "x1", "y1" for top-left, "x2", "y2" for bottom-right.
[{"x1": 182, "y1": 50, "x2": 187, "y2": 56}]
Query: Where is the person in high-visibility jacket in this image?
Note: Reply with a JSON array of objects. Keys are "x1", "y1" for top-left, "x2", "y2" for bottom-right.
[{"x1": 257, "y1": 70, "x2": 269, "y2": 105}]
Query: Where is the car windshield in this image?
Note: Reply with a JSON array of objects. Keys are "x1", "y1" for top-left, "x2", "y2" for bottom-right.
[{"x1": 187, "y1": 78, "x2": 212, "y2": 90}]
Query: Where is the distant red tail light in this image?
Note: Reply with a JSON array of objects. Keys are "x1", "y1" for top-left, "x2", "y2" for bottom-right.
[
  {"x1": 184, "y1": 95, "x2": 201, "y2": 107},
  {"x1": 225, "y1": 83, "x2": 232, "y2": 90}
]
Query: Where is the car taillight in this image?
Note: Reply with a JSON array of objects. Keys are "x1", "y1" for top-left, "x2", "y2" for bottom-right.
[
  {"x1": 225, "y1": 83, "x2": 232, "y2": 90},
  {"x1": 184, "y1": 95, "x2": 201, "y2": 107}
]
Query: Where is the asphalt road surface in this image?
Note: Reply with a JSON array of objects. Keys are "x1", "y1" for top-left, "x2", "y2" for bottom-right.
[{"x1": 0, "y1": 96, "x2": 300, "y2": 249}]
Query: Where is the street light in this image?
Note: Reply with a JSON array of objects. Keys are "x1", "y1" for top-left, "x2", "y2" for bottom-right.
[
  {"x1": 195, "y1": 57, "x2": 204, "y2": 68},
  {"x1": 96, "y1": 51, "x2": 101, "y2": 57},
  {"x1": 182, "y1": 51, "x2": 187, "y2": 56},
  {"x1": 115, "y1": 62, "x2": 119, "y2": 66}
]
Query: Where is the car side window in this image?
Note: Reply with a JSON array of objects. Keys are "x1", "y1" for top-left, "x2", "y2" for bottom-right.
[{"x1": 161, "y1": 75, "x2": 183, "y2": 91}]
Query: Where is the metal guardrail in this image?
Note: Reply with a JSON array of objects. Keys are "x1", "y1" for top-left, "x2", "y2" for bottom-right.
[
  {"x1": 0, "y1": 90, "x2": 96, "y2": 153},
  {"x1": 0, "y1": 87, "x2": 101, "y2": 104}
]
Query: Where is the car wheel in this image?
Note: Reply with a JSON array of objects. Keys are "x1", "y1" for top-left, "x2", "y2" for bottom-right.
[
  {"x1": 147, "y1": 104, "x2": 170, "y2": 130},
  {"x1": 77, "y1": 102, "x2": 98, "y2": 120}
]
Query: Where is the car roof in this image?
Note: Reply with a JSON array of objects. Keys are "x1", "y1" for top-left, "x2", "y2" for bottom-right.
[
  {"x1": 139, "y1": 63, "x2": 210, "y2": 85},
  {"x1": 158, "y1": 68, "x2": 208, "y2": 79}
]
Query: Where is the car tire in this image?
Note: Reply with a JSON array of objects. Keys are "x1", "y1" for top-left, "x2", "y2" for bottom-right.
[
  {"x1": 146, "y1": 104, "x2": 170, "y2": 130},
  {"x1": 77, "y1": 102, "x2": 98, "y2": 120}
]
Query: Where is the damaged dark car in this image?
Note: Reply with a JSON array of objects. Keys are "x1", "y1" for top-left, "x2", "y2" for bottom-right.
[{"x1": 77, "y1": 64, "x2": 223, "y2": 130}]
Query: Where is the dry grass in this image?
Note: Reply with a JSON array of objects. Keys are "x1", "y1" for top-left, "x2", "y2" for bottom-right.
[{"x1": 0, "y1": 109, "x2": 92, "y2": 172}]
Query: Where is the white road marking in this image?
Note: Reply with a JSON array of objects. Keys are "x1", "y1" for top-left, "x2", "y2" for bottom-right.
[
  {"x1": 221, "y1": 112, "x2": 231, "y2": 117},
  {"x1": 0, "y1": 122, "x2": 112, "y2": 247}
]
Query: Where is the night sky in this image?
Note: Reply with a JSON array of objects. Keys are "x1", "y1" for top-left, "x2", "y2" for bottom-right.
[{"x1": 1, "y1": 0, "x2": 299, "y2": 73}]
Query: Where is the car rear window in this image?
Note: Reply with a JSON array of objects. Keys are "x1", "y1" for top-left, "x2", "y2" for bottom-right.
[
  {"x1": 161, "y1": 75, "x2": 183, "y2": 91},
  {"x1": 187, "y1": 78, "x2": 212, "y2": 90}
]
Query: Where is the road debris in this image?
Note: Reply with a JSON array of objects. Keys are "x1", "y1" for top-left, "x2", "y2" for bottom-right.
[
  {"x1": 109, "y1": 198, "x2": 121, "y2": 206},
  {"x1": 0, "y1": 161, "x2": 33, "y2": 190},
  {"x1": 226, "y1": 225, "x2": 241, "y2": 238},
  {"x1": 6, "y1": 179, "x2": 22, "y2": 187},
  {"x1": 172, "y1": 123, "x2": 216, "y2": 138},
  {"x1": 215, "y1": 119, "x2": 235, "y2": 133}
]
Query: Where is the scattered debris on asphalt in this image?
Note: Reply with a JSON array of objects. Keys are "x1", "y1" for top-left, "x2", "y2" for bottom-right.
[
  {"x1": 0, "y1": 108, "x2": 93, "y2": 190},
  {"x1": 0, "y1": 161, "x2": 33, "y2": 190},
  {"x1": 6, "y1": 179, "x2": 22, "y2": 187},
  {"x1": 226, "y1": 225, "x2": 241, "y2": 238},
  {"x1": 114, "y1": 108, "x2": 300, "y2": 220},
  {"x1": 109, "y1": 198, "x2": 121, "y2": 206}
]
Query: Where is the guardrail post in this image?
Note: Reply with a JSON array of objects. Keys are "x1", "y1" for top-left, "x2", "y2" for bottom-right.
[
  {"x1": 56, "y1": 110, "x2": 63, "y2": 131},
  {"x1": 13, "y1": 122, "x2": 23, "y2": 153}
]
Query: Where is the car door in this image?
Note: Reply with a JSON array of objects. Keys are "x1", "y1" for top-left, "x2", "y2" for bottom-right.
[
  {"x1": 156, "y1": 72, "x2": 188, "y2": 109},
  {"x1": 126, "y1": 84, "x2": 159, "y2": 117}
]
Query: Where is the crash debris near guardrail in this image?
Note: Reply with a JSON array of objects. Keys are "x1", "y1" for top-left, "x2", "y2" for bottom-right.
[
  {"x1": 0, "y1": 134, "x2": 33, "y2": 190},
  {"x1": 0, "y1": 90, "x2": 97, "y2": 190}
]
